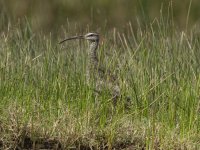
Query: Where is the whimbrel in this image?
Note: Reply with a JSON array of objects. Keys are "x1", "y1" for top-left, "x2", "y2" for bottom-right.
[{"x1": 59, "y1": 32, "x2": 123, "y2": 105}]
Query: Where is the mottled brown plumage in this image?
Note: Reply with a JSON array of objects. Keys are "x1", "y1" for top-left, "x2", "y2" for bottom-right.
[{"x1": 60, "y1": 33, "x2": 122, "y2": 105}]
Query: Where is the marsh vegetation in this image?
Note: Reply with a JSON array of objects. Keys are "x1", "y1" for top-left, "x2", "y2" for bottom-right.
[
  {"x1": 0, "y1": 18, "x2": 200, "y2": 149},
  {"x1": 1, "y1": 1, "x2": 200, "y2": 149}
]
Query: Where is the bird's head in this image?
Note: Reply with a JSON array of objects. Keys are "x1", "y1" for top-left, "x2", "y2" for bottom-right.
[
  {"x1": 84, "y1": 32, "x2": 99, "y2": 42},
  {"x1": 59, "y1": 32, "x2": 99, "y2": 44}
]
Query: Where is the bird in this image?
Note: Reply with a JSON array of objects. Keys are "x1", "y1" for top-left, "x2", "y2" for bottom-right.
[{"x1": 59, "y1": 32, "x2": 128, "y2": 106}]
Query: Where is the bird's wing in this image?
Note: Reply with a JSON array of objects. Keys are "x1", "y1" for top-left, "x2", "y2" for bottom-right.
[{"x1": 97, "y1": 66, "x2": 119, "y2": 84}]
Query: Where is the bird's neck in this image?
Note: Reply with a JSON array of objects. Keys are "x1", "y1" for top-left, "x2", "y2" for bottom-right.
[
  {"x1": 86, "y1": 40, "x2": 99, "y2": 84},
  {"x1": 88, "y1": 40, "x2": 99, "y2": 68}
]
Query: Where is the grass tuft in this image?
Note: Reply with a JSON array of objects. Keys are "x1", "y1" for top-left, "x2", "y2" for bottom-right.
[{"x1": 0, "y1": 19, "x2": 200, "y2": 149}]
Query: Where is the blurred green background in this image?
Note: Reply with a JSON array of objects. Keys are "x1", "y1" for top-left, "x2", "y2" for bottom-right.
[{"x1": 1, "y1": 0, "x2": 200, "y2": 32}]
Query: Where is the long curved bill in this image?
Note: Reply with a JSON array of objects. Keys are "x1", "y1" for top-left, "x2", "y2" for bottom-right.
[{"x1": 59, "y1": 35, "x2": 84, "y2": 44}]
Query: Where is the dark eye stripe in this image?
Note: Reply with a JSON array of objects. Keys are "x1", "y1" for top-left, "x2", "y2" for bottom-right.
[{"x1": 86, "y1": 33, "x2": 98, "y2": 37}]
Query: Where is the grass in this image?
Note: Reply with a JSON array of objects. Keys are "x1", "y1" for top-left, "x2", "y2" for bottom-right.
[{"x1": 0, "y1": 18, "x2": 200, "y2": 149}]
